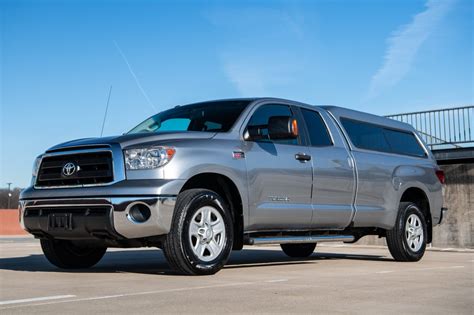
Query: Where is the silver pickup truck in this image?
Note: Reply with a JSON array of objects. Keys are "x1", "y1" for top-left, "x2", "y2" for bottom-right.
[{"x1": 20, "y1": 98, "x2": 446, "y2": 275}]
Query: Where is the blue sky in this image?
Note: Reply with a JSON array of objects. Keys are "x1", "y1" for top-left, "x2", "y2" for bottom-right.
[{"x1": 1, "y1": 0, "x2": 473, "y2": 187}]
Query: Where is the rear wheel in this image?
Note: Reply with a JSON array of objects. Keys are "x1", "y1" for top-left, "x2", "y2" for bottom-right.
[
  {"x1": 386, "y1": 202, "x2": 427, "y2": 262},
  {"x1": 40, "y1": 239, "x2": 106, "y2": 269},
  {"x1": 280, "y1": 243, "x2": 316, "y2": 258},
  {"x1": 163, "y1": 189, "x2": 234, "y2": 275}
]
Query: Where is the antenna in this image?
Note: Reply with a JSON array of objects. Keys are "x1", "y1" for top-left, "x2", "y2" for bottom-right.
[
  {"x1": 100, "y1": 85, "x2": 113, "y2": 137},
  {"x1": 113, "y1": 40, "x2": 157, "y2": 112}
]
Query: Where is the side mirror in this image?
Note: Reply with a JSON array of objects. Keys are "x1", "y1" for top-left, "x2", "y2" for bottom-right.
[
  {"x1": 268, "y1": 116, "x2": 299, "y2": 140},
  {"x1": 243, "y1": 125, "x2": 264, "y2": 141}
]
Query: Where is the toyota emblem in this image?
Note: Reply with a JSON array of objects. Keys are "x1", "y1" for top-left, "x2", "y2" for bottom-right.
[{"x1": 62, "y1": 162, "x2": 77, "y2": 177}]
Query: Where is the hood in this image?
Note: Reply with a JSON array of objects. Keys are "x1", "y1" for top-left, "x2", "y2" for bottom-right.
[{"x1": 46, "y1": 131, "x2": 217, "y2": 152}]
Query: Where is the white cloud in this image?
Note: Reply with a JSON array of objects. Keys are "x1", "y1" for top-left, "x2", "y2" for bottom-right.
[
  {"x1": 222, "y1": 55, "x2": 302, "y2": 96},
  {"x1": 367, "y1": 0, "x2": 455, "y2": 99},
  {"x1": 223, "y1": 60, "x2": 267, "y2": 96},
  {"x1": 208, "y1": 7, "x2": 307, "y2": 96}
]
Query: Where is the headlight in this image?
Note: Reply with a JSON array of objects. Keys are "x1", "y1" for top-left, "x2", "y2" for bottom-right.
[
  {"x1": 124, "y1": 146, "x2": 176, "y2": 170},
  {"x1": 32, "y1": 155, "x2": 42, "y2": 177}
]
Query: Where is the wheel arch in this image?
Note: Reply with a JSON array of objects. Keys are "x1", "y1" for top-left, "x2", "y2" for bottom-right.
[
  {"x1": 179, "y1": 172, "x2": 244, "y2": 250},
  {"x1": 399, "y1": 187, "x2": 432, "y2": 243}
]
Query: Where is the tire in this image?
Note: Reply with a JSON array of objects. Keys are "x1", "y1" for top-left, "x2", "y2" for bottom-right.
[
  {"x1": 281, "y1": 243, "x2": 316, "y2": 258},
  {"x1": 163, "y1": 189, "x2": 234, "y2": 275},
  {"x1": 386, "y1": 202, "x2": 427, "y2": 262},
  {"x1": 40, "y1": 239, "x2": 106, "y2": 269}
]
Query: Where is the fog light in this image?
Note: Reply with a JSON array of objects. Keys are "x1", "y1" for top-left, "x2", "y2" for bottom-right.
[{"x1": 127, "y1": 203, "x2": 151, "y2": 223}]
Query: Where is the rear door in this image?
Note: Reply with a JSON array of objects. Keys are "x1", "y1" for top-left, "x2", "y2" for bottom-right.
[
  {"x1": 243, "y1": 103, "x2": 313, "y2": 231},
  {"x1": 298, "y1": 107, "x2": 356, "y2": 229}
]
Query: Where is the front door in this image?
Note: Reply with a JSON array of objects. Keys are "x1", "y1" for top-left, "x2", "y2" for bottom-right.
[{"x1": 243, "y1": 103, "x2": 313, "y2": 231}]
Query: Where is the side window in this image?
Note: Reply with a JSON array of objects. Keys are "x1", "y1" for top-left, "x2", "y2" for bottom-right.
[
  {"x1": 341, "y1": 118, "x2": 391, "y2": 152},
  {"x1": 383, "y1": 129, "x2": 426, "y2": 157},
  {"x1": 341, "y1": 118, "x2": 426, "y2": 157},
  {"x1": 204, "y1": 121, "x2": 223, "y2": 131},
  {"x1": 246, "y1": 104, "x2": 299, "y2": 145},
  {"x1": 301, "y1": 109, "x2": 332, "y2": 147}
]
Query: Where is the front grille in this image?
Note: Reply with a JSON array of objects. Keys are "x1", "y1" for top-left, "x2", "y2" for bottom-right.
[{"x1": 36, "y1": 151, "x2": 114, "y2": 187}]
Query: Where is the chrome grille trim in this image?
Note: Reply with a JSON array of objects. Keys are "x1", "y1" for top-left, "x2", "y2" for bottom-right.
[{"x1": 34, "y1": 144, "x2": 126, "y2": 189}]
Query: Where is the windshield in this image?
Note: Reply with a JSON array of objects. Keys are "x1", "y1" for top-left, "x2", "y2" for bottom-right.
[{"x1": 128, "y1": 100, "x2": 251, "y2": 134}]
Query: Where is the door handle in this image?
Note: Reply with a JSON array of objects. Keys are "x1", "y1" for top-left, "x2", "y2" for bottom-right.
[
  {"x1": 347, "y1": 156, "x2": 354, "y2": 169},
  {"x1": 295, "y1": 153, "x2": 311, "y2": 162}
]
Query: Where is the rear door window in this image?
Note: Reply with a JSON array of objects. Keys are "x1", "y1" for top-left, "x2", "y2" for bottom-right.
[{"x1": 301, "y1": 109, "x2": 332, "y2": 147}]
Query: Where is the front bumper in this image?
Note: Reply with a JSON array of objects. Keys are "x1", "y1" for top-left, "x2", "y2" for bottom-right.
[
  {"x1": 19, "y1": 196, "x2": 176, "y2": 240},
  {"x1": 19, "y1": 179, "x2": 185, "y2": 240}
]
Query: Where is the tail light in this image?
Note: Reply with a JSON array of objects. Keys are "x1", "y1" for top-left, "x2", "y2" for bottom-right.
[{"x1": 435, "y1": 169, "x2": 446, "y2": 184}]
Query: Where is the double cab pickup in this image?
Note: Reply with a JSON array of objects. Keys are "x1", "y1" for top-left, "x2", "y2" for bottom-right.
[{"x1": 20, "y1": 98, "x2": 446, "y2": 275}]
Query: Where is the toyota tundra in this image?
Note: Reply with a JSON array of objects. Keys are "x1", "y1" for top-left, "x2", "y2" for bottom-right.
[{"x1": 19, "y1": 98, "x2": 446, "y2": 275}]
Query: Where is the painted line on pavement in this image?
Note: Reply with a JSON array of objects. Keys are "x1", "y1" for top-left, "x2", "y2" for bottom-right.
[
  {"x1": 416, "y1": 265, "x2": 465, "y2": 271},
  {"x1": 376, "y1": 265, "x2": 465, "y2": 275},
  {"x1": 266, "y1": 279, "x2": 288, "y2": 283},
  {"x1": 0, "y1": 295, "x2": 76, "y2": 306},
  {"x1": 0, "y1": 282, "x2": 255, "y2": 310}
]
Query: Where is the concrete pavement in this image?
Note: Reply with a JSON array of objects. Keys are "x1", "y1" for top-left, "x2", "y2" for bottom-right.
[{"x1": 0, "y1": 238, "x2": 472, "y2": 314}]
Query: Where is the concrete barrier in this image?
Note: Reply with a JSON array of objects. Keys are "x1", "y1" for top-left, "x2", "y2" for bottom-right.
[
  {"x1": 432, "y1": 163, "x2": 473, "y2": 248},
  {"x1": 359, "y1": 163, "x2": 474, "y2": 248},
  {"x1": 0, "y1": 209, "x2": 27, "y2": 235}
]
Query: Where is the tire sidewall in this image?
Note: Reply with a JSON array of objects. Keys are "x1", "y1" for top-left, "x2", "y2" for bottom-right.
[
  {"x1": 399, "y1": 204, "x2": 427, "y2": 260},
  {"x1": 180, "y1": 191, "x2": 234, "y2": 273}
]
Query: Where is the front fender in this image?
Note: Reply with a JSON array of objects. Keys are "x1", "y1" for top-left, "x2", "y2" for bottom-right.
[{"x1": 161, "y1": 139, "x2": 249, "y2": 225}]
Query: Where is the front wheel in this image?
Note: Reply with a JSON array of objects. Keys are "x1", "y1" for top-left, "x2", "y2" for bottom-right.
[
  {"x1": 281, "y1": 243, "x2": 316, "y2": 258},
  {"x1": 40, "y1": 239, "x2": 106, "y2": 269},
  {"x1": 163, "y1": 189, "x2": 234, "y2": 275},
  {"x1": 386, "y1": 202, "x2": 427, "y2": 262}
]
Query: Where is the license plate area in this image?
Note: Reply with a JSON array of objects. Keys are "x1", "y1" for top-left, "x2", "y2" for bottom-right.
[{"x1": 48, "y1": 213, "x2": 73, "y2": 230}]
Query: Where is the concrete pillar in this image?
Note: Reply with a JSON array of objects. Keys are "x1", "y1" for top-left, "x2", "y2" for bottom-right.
[{"x1": 432, "y1": 164, "x2": 473, "y2": 248}]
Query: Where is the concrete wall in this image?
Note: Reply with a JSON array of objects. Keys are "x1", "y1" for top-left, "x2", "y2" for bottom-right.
[
  {"x1": 358, "y1": 163, "x2": 474, "y2": 248},
  {"x1": 432, "y1": 163, "x2": 473, "y2": 248}
]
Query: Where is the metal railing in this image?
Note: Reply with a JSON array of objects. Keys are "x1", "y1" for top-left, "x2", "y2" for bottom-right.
[{"x1": 386, "y1": 106, "x2": 474, "y2": 150}]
